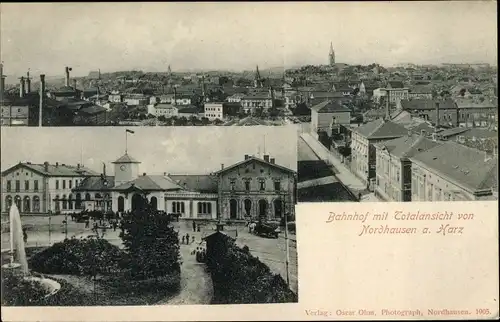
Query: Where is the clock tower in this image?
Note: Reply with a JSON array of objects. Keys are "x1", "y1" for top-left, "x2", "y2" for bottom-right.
[{"x1": 112, "y1": 153, "x2": 141, "y2": 186}]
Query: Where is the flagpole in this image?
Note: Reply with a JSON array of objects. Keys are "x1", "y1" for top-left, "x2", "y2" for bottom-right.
[{"x1": 125, "y1": 130, "x2": 128, "y2": 154}]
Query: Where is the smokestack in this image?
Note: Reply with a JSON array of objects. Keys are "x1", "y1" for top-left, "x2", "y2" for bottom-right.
[
  {"x1": 44, "y1": 162, "x2": 49, "y2": 172},
  {"x1": 264, "y1": 155, "x2": 270, "y2": 163},
  {"x1": 244, "y1": 154, "x2": 250, "y2": 160},
  {"x1": 221, "y1": 163, "x2": 224, "y2": 170},
  {"x1": 19, "y1": 77, "x2": 25, "y2": 98},
  {"x1": 270, "y1": 86, "x2": 275, "y2": 108},
  {"x1": 77, "y1": 163, "x2": 81, "y2": 169},
  {"x1": 39, "y1": 74, "x2": 46, "y2": 127},
  {"x1": 65, "y1": 66, "x2": 72, "y2": 87},
  {"x1": 0, "y1": 63, "x2": 5, "y2": 103},
  {"x1": 435, "y1": 101, "x2": 440, "y2": 129},
  {"x1": 385, "y1": 89, "x2": 390, "y2": 120},
  {"x1": 270, "y1": 158, "x2": 275, "y2": 164},
  {"x1": 25, "y1": 71, "x2": 31, "y2": 94},
  {"x1": 55, "y1": 162, "x2": 59, "y2": 167},
  {"x1": 455, "y1": 101, "x2": 460, "y2": 127}
]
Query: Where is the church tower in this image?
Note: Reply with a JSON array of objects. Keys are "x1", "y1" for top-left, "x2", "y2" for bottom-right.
[
  {"x1": 112, "y1": 153, "x2": 141, "y2": 187},
  {"x1": 254, "y1": 65, "x2": 262, "y2": 88},
  {"x1": 329, "y1": 42, "x2": 336, "y2": 66}
]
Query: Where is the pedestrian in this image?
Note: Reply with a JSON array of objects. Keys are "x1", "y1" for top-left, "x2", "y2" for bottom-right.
[
  {"x1": 112, "y1": 221, "x2": 117, "y2": 231},
  {"x1": 192, "y1": 236, "x2": 195, "y2": 243},
  {"x1": 182, "y1": 236, "x2": 185, "y2": 244},
  {"x1": 186, "y1": 233, "x2": 190, "y2": 244},
  {"x1": 192, "y1": 220, "x2": 196, "y2": 232},
  {"x1": 22, "y1": 228, "x2": 28, "y2": 244}
]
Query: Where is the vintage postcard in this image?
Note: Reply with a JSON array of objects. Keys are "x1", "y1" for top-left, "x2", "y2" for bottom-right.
[{"x1": 1, "y1": 1, "x2": 498, "y2": 321}]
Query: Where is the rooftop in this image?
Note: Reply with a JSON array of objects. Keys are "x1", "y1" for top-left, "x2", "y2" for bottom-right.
[
  {"x1": 2, "y1": 162, "x2": 99, "y2": 177},
  {"x1": 112, "y1": 153, "x2": 141, "y2": 164},
  {"x1": 354, "y1": 118, "x2": 408, "y2": 139},
  {"x1": 400, "y1": 99, "x2": 457, "y2": 111},
  {"x1": 311, "y1": 100, "x2": 351, "y2": 113},
  {"x1": 374, "y1": 133, "x2": 441, "y2": 159},
  {"x1": 114, "y1": 174, "x2": 183, "y2": 191},
  {"x1": 410, "y1": 141, "x2": 497, "y2": 193}
]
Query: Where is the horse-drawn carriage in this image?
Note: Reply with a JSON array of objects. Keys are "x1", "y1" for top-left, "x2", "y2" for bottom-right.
[{"x1": 251, "y1": 220, "x2": 281, "y2": 238}]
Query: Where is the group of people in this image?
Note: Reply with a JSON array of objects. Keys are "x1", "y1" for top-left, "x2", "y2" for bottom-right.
[{"x1": 181, "y1": 233, "x2": 195, "y2": 244}]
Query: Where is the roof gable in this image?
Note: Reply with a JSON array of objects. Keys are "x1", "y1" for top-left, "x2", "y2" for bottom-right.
[
  {"x1": 214, "y1": 156, "x2": 295, "y2": 175},
  {"x1": 112, "y1": 153, "x2": 140, "y2": 164}
]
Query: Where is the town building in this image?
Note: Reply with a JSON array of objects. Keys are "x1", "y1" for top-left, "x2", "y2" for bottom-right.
[
  {"x1": 399, "y1": 98, "x2": 458, "y2": 128},
  {"x1": 204, "y1": 102, "x2": 240, "y2": 121},
  {"x1": 1, "y1": 162, "x2": 100, "y2": 214},
  {"x1": 123, "y1": 94, "x2": 149, "y2": 106},
  {"x1": 226, "y1": 93, "x2": 246, "y2": 103},
  {"x1": 350, "y1": 119, "x2": 408, "y2": 189},
  {"x1": 177, "y1": 106, "x2": 201, "y2": 118},
  {"x1": 408, "y1": 85, "x2": 433, "y2": 99},
  {"x1": 410, "y1": 142, "x2": 497, "y2": 201},
  {"x1": 70, "y1": 152, "x2": 296, "y2": 221},
  {"x1": 454, "y1": 98, "x2": 497, "y2": 128},
  {"x1": 240, "y1": 92, "x2": 273, "y2": 113},
  {"x1": 374, "y1": 131, "x2": 441, "y2": 201},
  {"x1": 310, "y1": 100, "x2": 351, "y2": 136},
  {"x1": 147, "y1": 103, "x2": 178, "y2": 118}
]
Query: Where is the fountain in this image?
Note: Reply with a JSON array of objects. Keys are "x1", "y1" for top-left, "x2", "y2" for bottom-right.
[{"x1": 2, "y1": 204, "x2": 61, "y2": 299}]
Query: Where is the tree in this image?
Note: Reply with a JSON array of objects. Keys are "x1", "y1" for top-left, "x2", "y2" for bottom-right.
[
  {"x1": 119, "y1": 197, "x2": 180, "y2": 280},
  {"x1": 292, "y1": 103, "x2": 310, "y2": 116},
  {"x1": 201, "y1": 117, "x2": 210, "y2": 125}
]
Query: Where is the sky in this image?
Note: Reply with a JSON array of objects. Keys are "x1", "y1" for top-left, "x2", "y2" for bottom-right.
[
  {"x1": 0, "y1": 126, "x2": 298, "y2": 174},
  {"x1": 0, "y1": 2, "x2": 497, "y2": 80}
]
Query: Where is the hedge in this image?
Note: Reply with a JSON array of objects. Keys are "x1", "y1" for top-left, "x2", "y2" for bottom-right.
[{"x1": 207, "y1": 240, "x2": 297, "y2": 304}]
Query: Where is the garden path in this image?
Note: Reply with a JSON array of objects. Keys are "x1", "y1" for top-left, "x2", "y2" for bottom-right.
[{"x1": 156, "y1": 243, "x2": 213, "y2": 305}]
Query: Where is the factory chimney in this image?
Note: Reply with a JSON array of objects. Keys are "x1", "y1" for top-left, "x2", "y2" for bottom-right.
[
  {"x1": 0, "y1": 63, "x2": 5, "y2": 103},
  {"x1": 39, "y1": 74, "x2": 45, "y2": 127},
  {"x1": 19, "y1": 76, "x2": 25, "y2": 98},
  {"x1": 25, "y1": 70, "x2": 31, "y2": 94},
  {"x1": 385, "y1": 89, "x2": 390, "y2": 120},
  {"x1": 435, "y1": 101, "x2": 440, "y2": 129},
  {"x1": 65, "y1": 67, "x2": 72, "y2": 87}
]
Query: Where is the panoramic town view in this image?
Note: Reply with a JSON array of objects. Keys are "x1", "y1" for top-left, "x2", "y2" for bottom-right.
[
  {"x1": 0, "y1": 1, "x2": 498, "y2": 309},
  {"x1": 1, "y1": 126, "x2": 298, "y2": 305}
]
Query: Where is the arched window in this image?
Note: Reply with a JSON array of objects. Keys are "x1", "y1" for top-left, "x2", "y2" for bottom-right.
[
  {"x1": 150, "y1": 196, "x2": 158, "y2": 210},
  {"x1": 54, "y1": 195, "x2": 60, "y2": 211},
  {"x1": 229, "y1": 199, "x2": 237, "y2": 219},
  {"x1": 68, "y1": 194, "x2": 73, "y2": 210},
  {"x1": 5, "y1": 196, "x2": 12, "y2": 212},
  {"x1": 33, "y1": 196, "x2": 40, "y2": 212},
  {"x1": 85, "y1": 193, "x2": 91, "y2": 201},
  {"x1": 23, "y1": 196, "x2": 31, "y2": 213},
  {"x1": 14, "y1": 195, "x2": 22, "y2": 211},
  {"x1": 274, "y1": 199, "x2": 283, "y2": 218},
  {"x1": 62, "y1": 195, "x2": 67, "y2": 210},
  {"x1": 75, "y1": 193, "x2": 82, "y2": 209},
  {"x1": 244, "y1": 199, "x2": 252, "y2": 217},
  {"x1": 118, "y1": 196, "x2": 125, "y2": 212}
]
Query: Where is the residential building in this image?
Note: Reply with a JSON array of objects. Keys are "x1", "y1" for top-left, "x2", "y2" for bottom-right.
[
  {"x1": 350, "y1": 119, "x2": 408, "y2": 189},
  {"x1": 1, "y1": 103, "x2": 30, "y2": 126},
  {"x1": 454, "y1": 98, "x2": 497, "y2": 128},
  {"x1": 1, "y1": 162, "x2": 99, "y2": 214},
  {"x1": 410, "y1": 142, "x2": 497, "y2": 201},
  {"x1": 147, "y1": 103, "x2": 178, "y2": 118},
  {"x1": 374, "y1": 131, "x2": 441, "y2": 201},
  {"x1": 240, "y1": 92, "x2": 273, "y2": 113},
  {"x1": 385, "y1": 81, "x2": 409, "y2": 105},
  {"x1": 204, "y1": 102, "x2": 240, "y2": 121},
  {"x1": 408, "y1": 85, "x2": 433, "y2": 99},
  {"x1": 311, "y1": 100, "x2": 351, "y2": 136},
  {"x1": 123, "y1": 94, "x2": 149, "y2": 106},
  {"x1": 177, "y1": 106, "x2": 201, "y2": 118},
  {"x1": 226, "y1": 93, "x2": 245, "y2": 103},
  {"x1": 399, "y1": 99, "x2": 458, "y2": 127}
]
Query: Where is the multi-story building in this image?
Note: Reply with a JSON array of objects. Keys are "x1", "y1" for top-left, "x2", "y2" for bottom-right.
[
  {"x1": 410, "y1": 142, "x2": 497, "y2": 201},
  {"x1": 350, "y1": 119, "x2": 408, "y2": 189},
  {"x1": 147, "y1": 103, "x2": 178, "y2": 118},
  {"x1": 123, "y1": 94, "x2": 149, "y2": 106},
  {"x1": 310, "y1": 100, "x2": 351, "y2": 136},
  {"x1": 408, "y1": 85, "x2": 433, "y2": 99},
  {"x1": 240, "y1": 92, "x2": 273, "y2": 113},
  {"x1": 399, "y1": 98, "x2": 458, "y2": 127},
  {"x1": 373, "y1": 82, "x2": 409, "y2": 105},
  {"x1": 226, "y1": 93, "x2": 245, "y2": 103},
  {"x1": 204, "y1": 102, "x2": 240, "y2": 121},
  {"x1": 71, "y1": 152, "x2": 296, "y2": 221},
  {"x1": 1, "y1": 103, "x2": 30, "y2": 126},
  {"x1": 1, "y1": 162, "x2": 99, "y2": 214},
  {"x1": 374, "y1": 131, "x2": 441, "y2": 201},
  {"x1": 454, "y1": 98, "x2": 497, "y2": 128}
]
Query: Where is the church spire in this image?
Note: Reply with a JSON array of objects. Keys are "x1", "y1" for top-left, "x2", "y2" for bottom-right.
[
  {"x1": 254, "y1": 65, "x2": 262, "y2": 88},
  {"x1": 329, "y1": 42, "x2": 335, "y2": 66}
]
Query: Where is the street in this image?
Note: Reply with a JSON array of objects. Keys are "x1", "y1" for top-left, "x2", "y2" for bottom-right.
[{"x1": 297, "y1": 136, "x2": 356, "y2": 202}]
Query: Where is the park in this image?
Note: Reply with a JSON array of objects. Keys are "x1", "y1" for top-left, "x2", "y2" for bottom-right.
[{"x1": 1, "y1": 195, "x2": 298, "y2": 306}]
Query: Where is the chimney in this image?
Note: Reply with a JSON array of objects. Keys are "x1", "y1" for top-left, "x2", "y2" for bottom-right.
[
  {"x1": 77, "y1": 163, "x2": 81, "y2": 169},
  {"x1": 435, "y1": 101, "x2": 440, "y2": 129},
  {"x1": 65, "y1": 67, "x2": 71, "y2": 87},
  {"x1": 103, "y1": 163, "x2": 106, "y2": 176},
  {"x1": 385, "y1": 89, "x2": 390, "y2": 120},
  {"x1": 0, "y1": 63, "x2": 5, "y2": 103},
  {"x1": 73, "y1": 79, "x2": 77, "y2": 90},
  {"x1": 244, "y1": 154, "x2": 249, "y2": 160},
  {"x1": 264, "y1": 155, "x2": 270, "y2": 163},
  {"x1": 55, "y1": 162, "x2": 59, "y2": 167},
  {"x1": 39, "y1": 74, "x2": 45, "y2": 127},
  {"x1": 19, "y1": 76, "x2": 25, "y2": 98},
  {"x1": 270, "y1": 158, "x2": 275, "y2": 164},
  {"x1": 44, "y1": 162, "x2": 49, "y2": 172},
  {"x1": 163, "y1": 172, "x2": 167, "y2": 176},
  {"x1": 25, "y1": 71, "x2": 31, "y2": 94},
  {"x1": 143, "y1": 173, "x2": 146, "y2": 176},
  {"x1": 221, "y1": 163, "x2": 224, "y2": 170}
]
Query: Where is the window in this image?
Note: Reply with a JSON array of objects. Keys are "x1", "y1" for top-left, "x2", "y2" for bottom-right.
[
  {"x1": 69, "y1": 180, "x2": 72, "y2": 189},
  {"x1": 230, "y1": 179, "x2": 236, "y2": 191},
  {"x1": 428, "y1": 184, "x2": 433, "y2": 201},
  {"x1": 15, "y1": 180, "x2": 20, "y2": 192},
  {"x1": 63, "y1": 180, "x2": 66, "y2": 189},
  {"x1": 172, "y1": 201, "x2": 185, "y2": 213},
  {"x1": 56, "y1": 180, "x2": 59, "y2": 190},
  {"x1": 274, "y1": 180, "x2": 281, "y2": 191},
  {"x1": 34, "y1": 180, "x2": 39, "y2": 191},
  {"x1": 259, "y1": 179, "x2": 265, "y2": 191},
  {"x1": 25, "y1": 180, "x2": 29, "y2": 191},
  {"x1": 6, "y1": 180, "x2": 11, "y2": 192},
  {"x1": 197, "y1": 202, "x2": 212, "y2": 214},
  {"x1": 245, "y1": 181, "x2": 250, "y2": 191}
]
